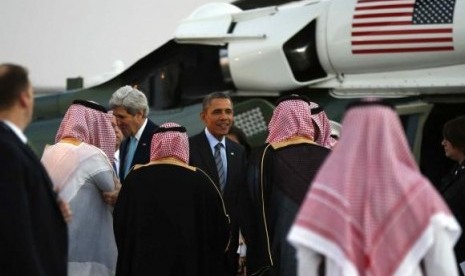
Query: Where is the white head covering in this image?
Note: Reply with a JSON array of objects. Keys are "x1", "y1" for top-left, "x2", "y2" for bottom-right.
[
  {"x1": 55, "y1": 100, "x2": 116, "y2": 163},
  {"x1": 266, "y1": 95, "x2": 314, "y2": 144},
  {"x1": 150, "y1": 122, "x2": 189, "y2": 163},
  {"x1": 289, "y1": 99, "x2": 460, "y2": 276}
]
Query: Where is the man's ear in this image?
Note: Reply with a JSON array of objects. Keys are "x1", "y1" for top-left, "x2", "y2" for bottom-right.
[
  {"x1": 18, "y1": 90, "x2": 31, "y2": 108},
  {"x1": 136, "y1": 109, "x2": 145, "y2": 119},
  {"x1": 200, "y1": 111, "x2": 206, "y2": 122}
]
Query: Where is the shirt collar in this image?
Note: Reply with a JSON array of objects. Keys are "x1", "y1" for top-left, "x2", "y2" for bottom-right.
[
  {"x1": 204, "y1": 127, "x2": 225, "y2": 150},
  {"x1": 133, "y1": 118, "x2": 148, "y2": 141},
  {"x1": 2, "y1": 120, "x2": 27, "y2": 144}
]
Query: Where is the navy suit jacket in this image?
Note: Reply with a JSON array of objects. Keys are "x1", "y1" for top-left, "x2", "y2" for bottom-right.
[
  {"x1": 0, "y1": 121, "x2": 68, "y2": 276},
  {"x1": 119, "y1": 119, "x2": 158, "y2": 179},
  {"x1": 189, "y1": 131, "x2": 248, "y2": 275}
]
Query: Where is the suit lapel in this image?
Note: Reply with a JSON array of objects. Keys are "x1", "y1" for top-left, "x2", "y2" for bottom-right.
[
  {"x1": 225, "y1": 139, "x2": 241, "y2": 193},
  {"x1": 225, "y1": 140, "x2": 233, "y2": 186},
  {"x1": 199, "y1": 132, "x2": 220, "y2": 185},
  {"x1": 0, "y1": 122, "x2": 57, "y2": 195},
  {"x1": 133, "y1": 119, "x2": 157, "y2": 166},
  {"x1": 134, "y1": 132, "x2": 150, "y2": 163},
  {"x1": 119, "y1": 120, "x2": 157, "y2": 179},
  {"x1": 119, "y1": 138, "x2": 129, "y2": 179}
]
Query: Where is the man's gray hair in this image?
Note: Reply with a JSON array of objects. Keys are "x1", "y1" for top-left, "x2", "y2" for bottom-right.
[{"x1": 109, "y1": 85, "x2": 149, "y2": 117}]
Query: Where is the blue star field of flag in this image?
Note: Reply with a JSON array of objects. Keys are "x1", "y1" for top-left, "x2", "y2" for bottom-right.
[{"x1": 413, "y1": 0, "x2": 456, "y2": 24}]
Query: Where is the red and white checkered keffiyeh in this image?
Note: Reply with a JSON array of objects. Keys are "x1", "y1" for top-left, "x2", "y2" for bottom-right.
[
  {"x1": 266, "y1": 98, "x2": 314, "y2": 143},
  {"x1": 150, "y1": 122, "x2": 189, "y2": 163},
  {"x1": 288, "y1": 100, "x2": 459, "y2": 275},
  {"x1": 55, "y1": 102, "x2": 116, "y2": 163},
  {"x1": 309, "y1": 101, "x2": 336, "y2": 149}
]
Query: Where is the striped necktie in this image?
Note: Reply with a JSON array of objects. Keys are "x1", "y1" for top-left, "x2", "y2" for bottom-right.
[{"x1": 214, "y1": 143, "x2": 226, "y2": 191}]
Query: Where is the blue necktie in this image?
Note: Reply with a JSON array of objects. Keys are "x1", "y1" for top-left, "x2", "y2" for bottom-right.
[
  {"x1": 124, "y1": 137, "x2": 137, "y2": 178},
  {"x1": 214, "y1": 143, "x2": 226, "y2": 191}
]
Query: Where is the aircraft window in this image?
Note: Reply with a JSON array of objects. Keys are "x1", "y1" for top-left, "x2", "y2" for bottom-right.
[
  {"x1": 123, "y1": 42, "x2": 233, "y2": 110},
  {"x1": 396, "y1": 102, "x2": 433, "y2": 162},
  {"x1": 235, "y1": 107, "x2": 268, "y2": 136},
  {"x1": 135, "y1": 65, "x2": 181, "y2": 110},
  {"x1": 233, "y1": 99, "x2": 275, "y2": 147},
  {"x1": 399, "y1": 114, "x2": 419, "y2": 150},
  {"x1": 283, "y1": 20, "x2": 326, "y2": 82}
]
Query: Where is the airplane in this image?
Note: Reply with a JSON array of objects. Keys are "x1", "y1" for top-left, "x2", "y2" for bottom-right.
[{"x1": 26, "y1": 0, "x2": 465, "y2": 188}]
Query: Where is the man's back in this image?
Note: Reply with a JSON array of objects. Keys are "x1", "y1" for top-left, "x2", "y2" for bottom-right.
[
  {"x1": 0, "y1": 122, "x2": 68, "y2": 276},
  {"x1": 246, "y1": 141, "x2": 330, "y2": 275},
  {"x1": 114, "y1": 163, "x2": 230, "y2": 276}
]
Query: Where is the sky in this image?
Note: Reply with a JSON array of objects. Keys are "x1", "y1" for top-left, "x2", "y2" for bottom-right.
[{"x1": 1, "y1": 0, "x2": 229, "y2": 91}]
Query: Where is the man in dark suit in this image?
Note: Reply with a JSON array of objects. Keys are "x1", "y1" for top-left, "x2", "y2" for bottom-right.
[
  {"x1": 189, "y1": 92, "x2": 249, "y2": 276},
  {"x1": 0, "y1": 63, "x2": 68, "y2": 275},
  {"x1": 109, "y1": 85, "x2": 158, "y2": 180}
]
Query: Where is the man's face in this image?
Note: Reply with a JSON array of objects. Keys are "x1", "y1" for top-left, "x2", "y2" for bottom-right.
[
  {"x1": 442, "y1": 138, "x2": 463, "y2": 162},
  {"x1": 24, "y1": 83, "x2": 34, "y2": 126},
  {"x1": 201, "y1": 98, "x2": 233, "y2": 140},
  {"x1": 111, "y1": 115, "x2": 124, "y2": 147},
  {"x1": 112, "y1": 106, "x2": 144, "y2": 137}
]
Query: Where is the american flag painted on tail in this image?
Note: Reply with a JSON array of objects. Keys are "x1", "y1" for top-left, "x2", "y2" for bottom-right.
[{"x1": 351, "y1": 0, "x2": 456, "y2": 54}]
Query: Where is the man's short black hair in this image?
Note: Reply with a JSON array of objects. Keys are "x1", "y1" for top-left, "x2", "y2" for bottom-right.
[
  {"x1": 202, "y1": 91, "x2": 232, "y2": 111},
  {"x1": 0, "y1": 64, "x2": 29, "y2": 110}
]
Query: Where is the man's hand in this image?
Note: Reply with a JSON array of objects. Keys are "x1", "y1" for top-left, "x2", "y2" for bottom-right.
[
  {"x1": 57, "y1": 199, "x2": 72, "y2": 223},
  {"x1": 102, "y1": 178, "x2": 121, "y2": 206}
]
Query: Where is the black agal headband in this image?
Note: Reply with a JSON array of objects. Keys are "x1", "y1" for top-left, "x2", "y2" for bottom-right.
[
  {"x1": 72, "y1": 99, "x2": 107, "y2": 113},
  {"x1": 153, "y1": 126, "x2": 187, "y2": 134}
]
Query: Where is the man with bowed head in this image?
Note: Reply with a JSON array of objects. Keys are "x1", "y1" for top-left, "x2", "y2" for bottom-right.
[
  {"x1": 41, "y1": 100, "x2": 118, "y2": 275},
  {"x1": 109, "y1": 85, "x2": 158, "y2": 180},
  {"x1": 288, "y1": 99, "x2": 461, "y2": 276}
]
